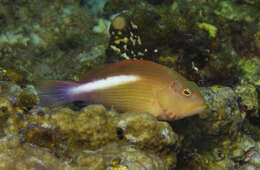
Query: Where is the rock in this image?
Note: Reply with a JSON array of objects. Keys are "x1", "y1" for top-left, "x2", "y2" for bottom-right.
[
  {"x1": 234, "y1": 82, "x2": 259, "y2": 117},
  {"x1": 74, "y1": 143, "x2": 166, "y2": 170},
  {"x1": 2, "y1": 104, "x2": 179, "y2": 169},
  {"x1": 199, "y1": 86, "x2": 242, "y2": 137},
  {"x1": 0, "y1": 135, "x2": 78, "y2": 170}
]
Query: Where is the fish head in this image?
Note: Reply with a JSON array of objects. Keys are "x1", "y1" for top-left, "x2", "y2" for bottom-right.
[{"x1": 156, "y1": 79, "x2": 206, "y2": 120}]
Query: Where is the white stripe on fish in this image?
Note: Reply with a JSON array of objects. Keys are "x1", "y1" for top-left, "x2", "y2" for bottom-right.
[{"x1": 69, "y1": 75, "x2": 140, "y2": 95}]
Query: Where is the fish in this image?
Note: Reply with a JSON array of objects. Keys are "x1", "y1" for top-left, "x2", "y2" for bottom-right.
[{"x1": 38, "y1": 60, "x2": 206, "y2": 120}]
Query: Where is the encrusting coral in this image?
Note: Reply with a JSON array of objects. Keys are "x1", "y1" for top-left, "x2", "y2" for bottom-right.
[{"x1": 1, "y1": 98, "x2": 179, "y2": 169}]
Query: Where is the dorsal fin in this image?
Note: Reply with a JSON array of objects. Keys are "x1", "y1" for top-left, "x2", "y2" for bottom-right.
[{"x1": 81, "y1": 60, "x2": 175, "y2": 83}]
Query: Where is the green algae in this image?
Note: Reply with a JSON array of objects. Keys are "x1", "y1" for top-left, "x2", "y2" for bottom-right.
[
  {"x1": 238, "y1": 57, "x2": 260, "y2": 87},
  {"x1": 197, "y1": 23, "x2": 218, "y2": 38},
  {"x1": 214, "y1": 1, "x2": 257, "y2": 22},
  {"x1": 0, "y1": 0, "x2": 108, "y2": 81},
  {"x1": 235, "y1": 83, "x2": 259, "y2": 117}
]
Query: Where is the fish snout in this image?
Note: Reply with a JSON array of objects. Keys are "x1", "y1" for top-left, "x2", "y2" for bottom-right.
[{"x1": 187, "y1": 98, "x2": 207, "y2": 114}]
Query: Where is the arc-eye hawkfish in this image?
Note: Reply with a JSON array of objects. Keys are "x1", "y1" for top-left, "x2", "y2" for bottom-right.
[{"x1": 38, "y1": 60, "x2": 206, "y2": 120}]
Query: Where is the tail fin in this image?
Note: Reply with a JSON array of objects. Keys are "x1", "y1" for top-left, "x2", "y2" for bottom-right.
[{"x1": 37, "y1": 80, "x2": 78, "y2": 106}]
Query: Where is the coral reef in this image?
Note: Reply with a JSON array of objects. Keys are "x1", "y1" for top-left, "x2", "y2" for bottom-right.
[
  {"x1": 235, "y1": 82, "x2": 259, "y2": 117},
  {"x1": 0, "y1": 97, "x2": 179, "y2": 169},
  {"x1": 238, "y1": 57, "x2": 260, "y2": 87},
  {"x1": 199, "y1": 86, "x2": 242, "y2": 137},
  {"x1": 0, "y1": 0, "x2": 108, "y2": 81},
  {"x1": 73, "y1": 143, "x2": 167, "y2": 170},
  {"x1": 0, "y1": 135, "x2": 167, "y2": 170},
  {"x1": 0, "y1": 0, "x2": 259, "y2": 169},
  {"x1": 0, "y1": 135, "x2": 76, "y2": 169},
  {"x1": 171, "y1": 84, "x2": 259, "y2": 169}
]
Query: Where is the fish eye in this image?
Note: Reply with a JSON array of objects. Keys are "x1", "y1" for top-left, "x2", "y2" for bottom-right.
[
  {"x1": 169, "y1": 81, "x2": 193, "y2": 97},
  {"x1": 182, "y1": 88, "x2": 192, "y2": 96}
]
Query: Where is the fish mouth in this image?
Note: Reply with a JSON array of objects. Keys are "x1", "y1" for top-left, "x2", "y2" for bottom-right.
[
  {"x1": 187, "y1": 99, "x2": 207, "y2": 114},
  {"x1": 195, "y1": 103, "x2": 207, "y2": 113}
]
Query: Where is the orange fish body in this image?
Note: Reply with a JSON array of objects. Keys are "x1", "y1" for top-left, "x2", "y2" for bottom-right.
[{"x1": 39, "y1": 60, "x2": 206, "y2": 120}]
